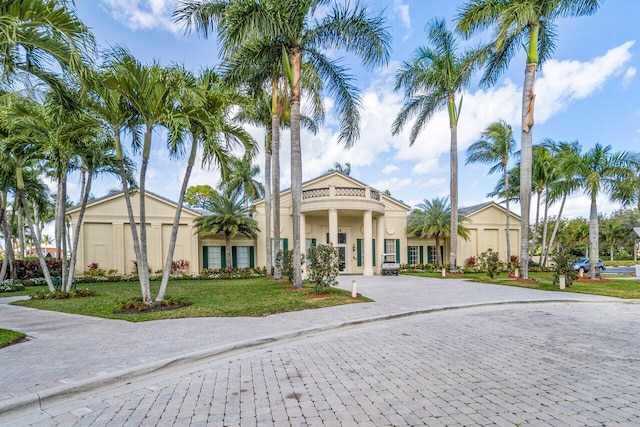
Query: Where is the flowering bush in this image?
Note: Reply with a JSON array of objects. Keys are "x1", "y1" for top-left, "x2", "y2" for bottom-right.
[
  {"x1": 307, "y1": 244, "x2": 339, "y2": 294},
  {"x1": 465, "y1": 256, "x2": 478, "y2": 267},
  {"x1": 0, "y1": 279, "x2": 25, "y2": 293}
]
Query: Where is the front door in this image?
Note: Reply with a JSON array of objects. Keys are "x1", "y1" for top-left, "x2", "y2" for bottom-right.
[
  {"x1": 337, "y1": 232, "x2": 347, "y2": 273},
  {"x1": 326, "y1": 232, "x2": 348, "y2": 273}
]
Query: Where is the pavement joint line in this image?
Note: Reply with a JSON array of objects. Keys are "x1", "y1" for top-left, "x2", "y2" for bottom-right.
[{"x1": 0, "y1": 297, "x2": 633, "y2": 419}]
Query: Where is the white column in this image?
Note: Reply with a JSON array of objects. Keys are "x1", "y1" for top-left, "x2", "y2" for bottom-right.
[
  {"x1": 329, "y1": 208, "x2": 338, "y2": 246},
  {"x1": 376, "y1": 214, "x2": 385, "y2": 274},
  {"x1": 300, "y1": 213, "x2": 307, "y2": 279},
  {"x1": 363, "y1": 210, "x2": 373, "y2": 276}
]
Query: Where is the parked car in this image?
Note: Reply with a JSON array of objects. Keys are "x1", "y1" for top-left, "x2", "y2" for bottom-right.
[{"x1": 572, "y1": 257, "x2": 605, "y2": 273}]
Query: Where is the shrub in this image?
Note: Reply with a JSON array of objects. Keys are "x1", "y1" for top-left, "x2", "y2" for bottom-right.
[
  {"x1": 307, "y1": 244, "x2": 339, "y2": 294},
  {"x1": 171, "y1": 259, "x2": 190, "y2": 274},
  {"x1": 509, "y1": 255, "x2": 520, "y2": 270},
  {"x1": 464, "y1": 256, "x2": 477, "y2": 267},
  {"x1": 4, "y1": 259, "x2": 63, "y2": 280},
  {"x1": 275, "y1": 250, "x2": 305, "y2": 283},
  {"x1": 551, "y1": 249, "x2": 578, "y2": 288},
  {"x1": 479, "y1": 248, "x2": 501, "y2": 279},
  {"x1": 113, "y1": 296, "x2": 191, "y2": 313},
  {"x1": 84, "y1": 262, "x2": 107, "y2": 277},
  {"x1": 31, "y1": 288, "x2": 96, "y2": 299},
  {"x1": 0, "y1": 279, "x2": 25, "y2": 293}
]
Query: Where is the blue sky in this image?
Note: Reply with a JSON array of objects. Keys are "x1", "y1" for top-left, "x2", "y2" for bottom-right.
[{"x1": 71, "y1": 1, "x2": 640, "y2": 220}]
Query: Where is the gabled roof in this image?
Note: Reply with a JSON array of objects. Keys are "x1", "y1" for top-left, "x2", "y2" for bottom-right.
[
  {"x1": 254, "y1": 171, "x2": 411, "y2": 210},
  {"x1": 459, "y1": 201, "x2": 521, "y2": 219},
  {"x1": 67, "y1": 190, "x2": 203, "y2": 217}
]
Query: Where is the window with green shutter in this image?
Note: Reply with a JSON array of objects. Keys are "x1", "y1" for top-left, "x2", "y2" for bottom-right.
[{"x1": 357, "y1": 239, "x2": 363, "y2": 266}]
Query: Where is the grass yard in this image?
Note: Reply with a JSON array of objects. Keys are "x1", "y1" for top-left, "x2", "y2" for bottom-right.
[
  {"x1": 0, "y1": 328, "x2": 26, "y2": 348},
  {"x1": 10, "y1": 278, "x2": 370, "y2": 322},
  {"x1": 404, "y1": 271, "x2": 640, "y2": 299}
]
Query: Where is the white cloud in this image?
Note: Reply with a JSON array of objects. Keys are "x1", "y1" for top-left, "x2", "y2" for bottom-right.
[
  {"x1": 99, "y1": 0, "x2": 181, "y2": 34},
  {"x1": 392, "y1": 0, "x2": 412, "y2": 41},
  {"x1": 535, "y1": 41, "x2": 635, "y2": 122},
  {"x1": 623, "y1": 67, "x2": 637, "y2": 88},
  {"x1": 370, "y1": 177, "x2": 413, "y2": 192},
  {"x1": 382, "y1": 164, "x2": 398, "y2": 174}
]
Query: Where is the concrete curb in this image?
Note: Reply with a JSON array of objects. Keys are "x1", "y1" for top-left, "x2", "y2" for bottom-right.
[{"x1": 0, "y1": 298, "x2": 632, "y2": 418}]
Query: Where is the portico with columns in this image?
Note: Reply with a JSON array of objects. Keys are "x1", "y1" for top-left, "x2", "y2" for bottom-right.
[{"x1": 254, "y1": 172, "x2": 411, "y2": 276}]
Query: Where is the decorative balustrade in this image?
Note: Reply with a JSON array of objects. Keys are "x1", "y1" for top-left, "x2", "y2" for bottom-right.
[
  {"x1": 335, "y1": 187, "x2": 365, "y2": 197},
  {"x1": 369, "y1": 190, "x2": 380, "y2": 201},
  {"x1": 302, "y1": 187, "x2": 330, "y2": 199}
]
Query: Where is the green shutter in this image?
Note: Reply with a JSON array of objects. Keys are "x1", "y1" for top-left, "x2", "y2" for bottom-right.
[
  {"x1": 221, "y1": 246, "x2": 226, "y2": 268},
  {"x1": 311, "y1": 238, "x2": 316, "y2": 246},
  {"x1": 372, "y1": 239, "x2": 376, "y2": 266},
  {"x1": 249, "y1": 246, "x2": 255, "y2": 268},
  {"x1": 419, "y1": 246, "x2": 424, "y2": 264},
  {"x1": 407, "y1": 246, "x2": 411, "y2": 265},
  {"x1": 203, "y1": 246, "x2": 209, "y2": 269},
  {"x1": 427, "y1": 246, "x2": 434, "y2": 263},
  {"x1": 357, "y1": 239, "x2": 363, "y2": 266},
  {"x1": 396, "y1": 239, "x2": 400, "y2": 263},
  {"x1": 283, "y1": 238, "x2": 288, "y2": 252},
  {"x1": 232, "y1": 246, "x2": 237, "y2": 268}
]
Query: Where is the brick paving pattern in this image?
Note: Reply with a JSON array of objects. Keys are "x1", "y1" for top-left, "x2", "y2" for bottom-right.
[{"x1": 5, "y1": 301, "x2": 640, "y2": 426}]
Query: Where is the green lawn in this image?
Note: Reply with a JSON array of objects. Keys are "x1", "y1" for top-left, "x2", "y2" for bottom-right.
[
  {"x1": 403, "y1": 271, "x2": 640, "y2": 299},
  {"x1": 0, "y1": 328, "x2": 26, "y2": 348},
  {"x1": 10, "y1": 278, "x2": 370, "y2": 322}
]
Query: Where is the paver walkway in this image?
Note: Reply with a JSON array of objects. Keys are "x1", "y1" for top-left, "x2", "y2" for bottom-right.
[{"x1": 0, "y1": 275, "x2": 630, "y2": 425}]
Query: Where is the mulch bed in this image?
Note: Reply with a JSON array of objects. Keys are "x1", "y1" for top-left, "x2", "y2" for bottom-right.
[{"x1": 113, "y1": 301, "x2": 191, "y2": 314}]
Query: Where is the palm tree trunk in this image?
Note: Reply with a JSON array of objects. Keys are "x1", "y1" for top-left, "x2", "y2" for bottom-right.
[
  {"x1": 504, "y1": 165, "x2": 511, "y2": 266},
  {"x1": 137, "y1": 127, "x2": 153, "y2": 302},
  {"x1": 156, "y1": 139, "x2": 197, "y2": 302},
  {"x1": 540, "y1": 187, "x2": 550, "y2": 267},
  {"x1": 66, "y1": 172, "x2": 92, "y2": 291},
  {"x1": 290, "y1": 49, "x2": 303, "y2": 288},
  {"x1": 588, "y1": 194, "x2": 599, "y2": 279},
  {"x1": 449, "y1": 122, "x2": 459, "y2": 272},
  {"x1": 532, "y1": 189, "x2": 541, "y2": 261},
  {"x1": 16, "y1": 167, "x2": 55, "y2": 291},
  {"x1": 55, "y1": 178, "x2": 64, "y2": 261},
  {"x1": 264, "y1": 129, "x2": 273, "y2": 277},
  {"x1": 543, "y1": 193, "x2": 567, "y2": 266},
  {"x1": 225, "y1": 233, "x2": 233, "y2": 269},
  {"x1": 17, "y1": 203, "x2": 25, "y2": 259},
  {"x1": 0, "y1": 191, "x2": 10, "y2": 280},
  {"x1": 7, "y1": 205, "x2": 17, "y2": 279},
  {"x1": 115, "y1": 132, "x2": 148, "y2": 303},
  {"x1": 272, "y1": 80, "x2": 282, "y2": 280},
  {"x1": 520, "y1": 59, "x2": 537, "y2": 279},
  {"x1": 59, "y1": 172, "x2": 69, "y2": 287},
  {"x1": 435, "y1": 236, "x2": 442, "y2": 267}
]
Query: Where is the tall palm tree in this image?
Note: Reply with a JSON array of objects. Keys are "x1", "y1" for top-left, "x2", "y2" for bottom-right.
[
  {"x1": 407, "y1": 197, "x2": 470, "y2": 267},
  {"x1": 0, "y1": 0, "x2": 94, "y2": 107},
  {"x1": 327, "y1": 162, "x2": 351, "y2": 176},
  {"x1": 539, "y1": 139, "x2": 581, "y2": 266},
  {"x1": 156, "y1": 67, "x2": 254, "y2": 302},
  {"x1": 393, "y1": 18, "x2": 484, "y2": 272},
  {"x1": 600, "y1": 218, "x2": 623, "y2": 262},
  {"x1": 466, "y1": 120, "x2": 516, "y2": 262},
  {"x1": 194, "y1": 192, "x2": 259, "y2": 269},
  {"x1": 561, "y1": 143, "x2": 640, "y2": 278},
  {"x1": 458, "y1": 0, "x2": 602, "y2": 279},
  {"x1": 221, "y1": 153, "x2": 264, "y2": 208}
]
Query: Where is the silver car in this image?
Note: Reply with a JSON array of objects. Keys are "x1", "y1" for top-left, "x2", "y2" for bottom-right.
[{"x1": 572, "y1": 257, "x2": 605, "y2": 273}]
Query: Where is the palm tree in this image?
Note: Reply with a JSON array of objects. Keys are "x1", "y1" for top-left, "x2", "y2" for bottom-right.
[
  {"x1": 0, "y1": 0, "x2": 94, "y2": 107},
  {"x1": 156, "y1": 67, "x2": 254, "y2": 302},
  {"x1": 221, "y1": 153, "x2": 264, "y2": 208},
  {"x1": 561, "y1": 143, "x2": 640, "y2": 278},
  {"x1": 466, "y1": 120, "x2": 516, "y2": 262},
  {"x1": 327, "y1": 162, "x2": 352, "y2": 176},
  {"x1": 539, "y1": 139, "x2": 581, "y2": 266},
  {"x1": 194, "y1": 192, "x2": 259, "y2": 269},
  {"x1": 394, "y1": 18, "x2": 484, "y2": 272},
  {"x1": 600, "y1": 218, "x2": 623, "y2": 262},
  {"x1": 458, "y1": 0, "x2": 602, "y2": 279},
  {"x1": 407, "y1": 197, "x2": 469, "y2": 267}
]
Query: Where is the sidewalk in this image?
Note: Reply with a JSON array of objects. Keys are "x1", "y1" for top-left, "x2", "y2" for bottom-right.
[{"x1": 0, "y1": 275, "x2": 621, "y2": 416}]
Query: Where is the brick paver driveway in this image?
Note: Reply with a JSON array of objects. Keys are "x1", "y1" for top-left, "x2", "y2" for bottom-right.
[{"x1": 7, "y1": 300, "x2": 640, "y2": 426}]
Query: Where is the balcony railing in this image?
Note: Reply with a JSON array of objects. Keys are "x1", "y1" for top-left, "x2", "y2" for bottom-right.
[
  {"x1": 302, "y1": 186, "x2": 382, "y2": 201},
  {"x1": 336, "y1": 187, "x2": 365, "y2": 197},
  {"x1": 302, "y1": 188, "x2": 329, "y2": 199}
]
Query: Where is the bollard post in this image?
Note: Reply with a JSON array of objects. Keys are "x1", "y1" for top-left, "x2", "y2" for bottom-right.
[
  {"x1": 559, "y1": 275, "x2": 566, "y2": 290},
  {"x1": 441, "y1": 268, "x2": 446, "y2": 278},
  {"x1": 351, "y1": 279, "x2": 357, "y2": 298},
  {"x1": 514, "y1": 268, "x2": 519, "y2": 278}
]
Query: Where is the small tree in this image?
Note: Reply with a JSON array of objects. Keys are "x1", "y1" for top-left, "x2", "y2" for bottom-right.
[
  {"x1": 478, "y1": 248, "x2": 501, "y2": 279},
  {"x1": 275, "y1": 250, "x2": 305, "y2": 284},
  {"x1": 551, "y1": 248, "x2": 578, "y2": 288},
  {"x1": 307, "y1": 245, "x2": 339, "y2": 294}
]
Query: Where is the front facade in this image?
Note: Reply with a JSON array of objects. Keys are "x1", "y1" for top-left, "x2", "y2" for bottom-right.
[{"x1": 68, "y1": 173, "x2": 520, "y2": 276}]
